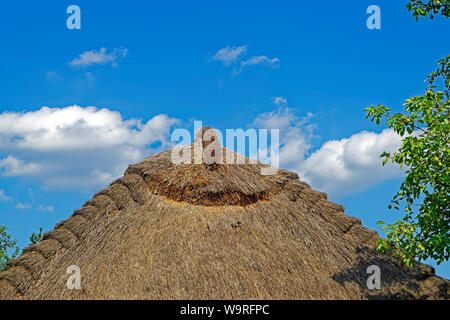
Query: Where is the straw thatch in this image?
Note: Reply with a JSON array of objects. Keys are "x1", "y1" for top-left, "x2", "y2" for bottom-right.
[{"x1": 0, "y1": 129, "x2": 448, "y2": 299}]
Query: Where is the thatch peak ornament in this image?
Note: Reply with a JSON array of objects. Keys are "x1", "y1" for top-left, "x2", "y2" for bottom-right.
[
  {"x1": 194, "y1": 126, "x2": 224, "y2": 165},
  {"x1": 195, "y1": 126, "x2": 220, "y2": 147},
  {"x1": 170, "y1": 121, "x2": 279, "y2": 175}
]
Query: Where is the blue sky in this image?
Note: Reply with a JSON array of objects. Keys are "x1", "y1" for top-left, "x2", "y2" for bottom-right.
[{"x1": 0, "y1": 1, "x2": 449, "y2": 278}]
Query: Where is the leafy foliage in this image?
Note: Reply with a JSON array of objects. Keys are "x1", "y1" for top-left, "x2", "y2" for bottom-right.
[
  {"x1": 29, "y1": 227, "x2": 43, "y2": 245},
  {"x1": 365, "y1": 56, "x2": 450, "y2": 266},
  {"x1": 406, "y1": 0, "x2": 450, "y2": 20},
  {"x1": 0, "y1": 225, "x2": 19, "y2": 273}
]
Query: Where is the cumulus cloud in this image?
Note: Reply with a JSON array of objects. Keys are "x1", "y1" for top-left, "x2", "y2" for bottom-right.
[
  {"x1": 0, "y1": 102, "x2": 405, "y2": 198},
  {"x1": 211, "y1": 45, "x2": 279, "y2": 75},
  {"x1": 0, "y1": 106, "x2": 179, "y2": 189},
  {"x1": 297, "y1": 129, "x2": 404, "y2": 198},
  {"x1": 251, "y1": 104, "x2": 403, "y2": 199},
  {"x1": 0, "y1": 189, "x2": 12, "y2": 201},
  {"x1": 70, "y1": 47, "x2": 128, "y2": 67}
]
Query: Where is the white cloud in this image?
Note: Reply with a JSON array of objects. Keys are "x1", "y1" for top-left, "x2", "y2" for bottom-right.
[
  {"x1": 253, "y1": 107, "x2": 311, "y2": 130},
  {"x1": 212, "y1": 45, "x2": 279, "y2": 75},
  {"x1": 0, "y1": 102, "x2": 405, "y2": 198},
  {"x1": 251, "y1": 105, "x2": 403, "y2": 199},
  {"x1": 16, "y1": 202, "x2": 32, "y2": 210},
  {"x1": 272, "y1": 96, "x2": 288, "y2": 106},
  {"x1": 212, "y1": 45, "x2": 247, "y2": 66},
  {"x1": 252, "y1": 107, "x2": 315, "y2": 169},
  {"x1": 70, "y1": 47, "x2": 128, "y2": 67},
  {"x1": 241, "y1": 56, "x2": 279, "y2": 67},
  {"x1": 37, "y1": 205, "x2": 54, "y2": 213},
  {"x1": 234, "y1": 55, "x2": 280, "y2": 75},
  {"x1": 297, "y1": 129, "x2": 404, "y2": 198},
  {"x1": 0, "y1": 106, "x2": 179, "y2": 189},
  {"x1": 0, "y1": 156, "x2": 41, "y2": 176},
  {"x1": 0, "y1": 189, "x2": 12, "y2": 201}
]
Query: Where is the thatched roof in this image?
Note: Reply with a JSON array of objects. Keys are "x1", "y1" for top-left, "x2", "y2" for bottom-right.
[{"x1": 0, "y1": 130, "x2": 448, "y2": 299}]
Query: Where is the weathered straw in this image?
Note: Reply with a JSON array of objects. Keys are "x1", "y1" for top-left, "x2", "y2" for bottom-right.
[{"x1": 0, "y1": 130, "x2": 448, "y2": 299}]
